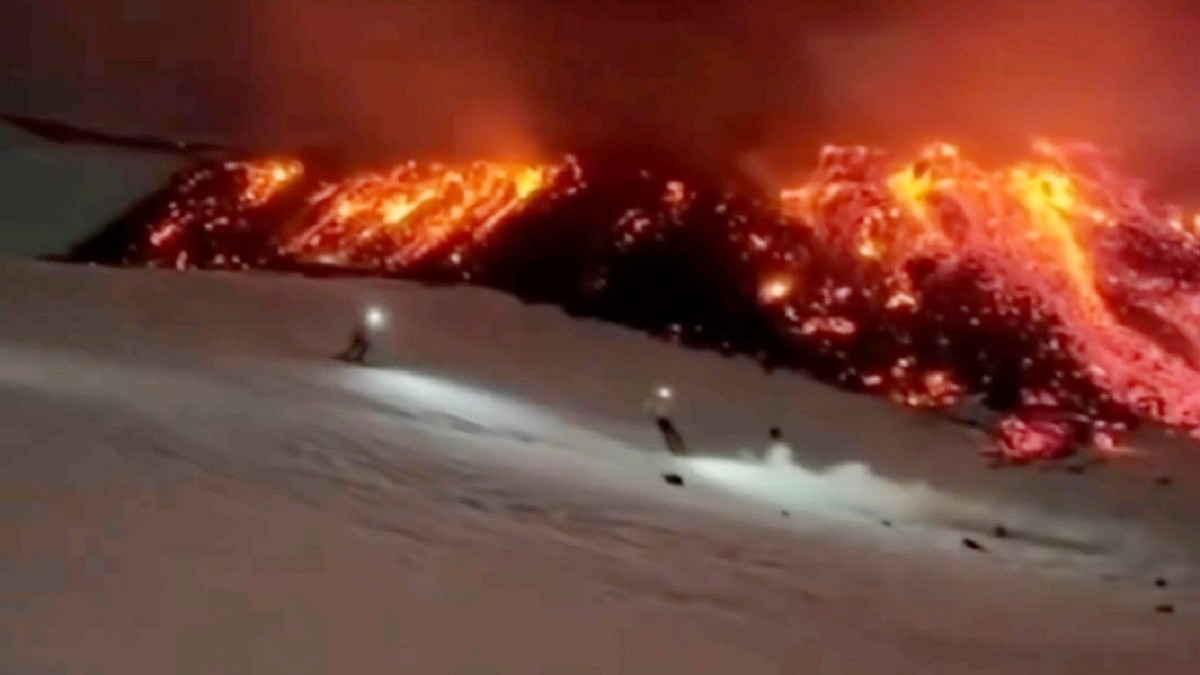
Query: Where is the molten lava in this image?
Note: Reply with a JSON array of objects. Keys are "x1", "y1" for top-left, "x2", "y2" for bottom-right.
[
  {"x1": 73, "y1": 141, "x2": 1200, "y2": 464},
  {"x1": 140, "y1": 158, "x2": 305, "y2": 270},
  {"x1": 280, "y1": 160, "x2": 566, "y2": 270},
  {"x1": 772, "y1": 141, "x2": 1200, "y2": 459}
]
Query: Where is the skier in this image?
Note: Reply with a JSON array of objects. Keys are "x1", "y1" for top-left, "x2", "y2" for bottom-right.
[
  {"x1": 337, "y1": 306, "x2": 386, "y2": 365},
  {"x1": 763, "y1": 425, "x2": 794, "y2": 466},
  {"x1": 338, "y1": 324, "x2": 370, "y2": 364},
  {"x1": 645, "y1": 385, "x2": 688, "y2": 456}
]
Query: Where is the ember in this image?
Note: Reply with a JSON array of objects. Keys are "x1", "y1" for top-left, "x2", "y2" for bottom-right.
[{"x1": 69, "y1": 141, "x2": 1200, "y2": 464}]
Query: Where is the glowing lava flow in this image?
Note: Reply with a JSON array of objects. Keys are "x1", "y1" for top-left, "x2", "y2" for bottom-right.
[
  {"x1": 279, "y1": 160, "x2": 568, "y2": 270},
  {"x1": 73, "y1": 141, "x2": 1200, "y2": 463},
  {"x1": 775, "y1": 141, "x2": 1200, "y2": 459},
  {"x1": 141, "y1": 158, "x2": 304, "y2": 270}
]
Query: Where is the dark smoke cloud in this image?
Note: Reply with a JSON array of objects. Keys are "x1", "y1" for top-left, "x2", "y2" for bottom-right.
[
  {"x1": 0, "y1": 1, "x2": 260, "y2": 141},
  {"x1": 3, "y1": 1, "x2": 1200, "y2": 193},
  {"x1": 800, "y1": 0, "x2": 1200, "y2": 190},
  {"x1": 0, "y1": 0, "x2": 878, "y2": 165}
]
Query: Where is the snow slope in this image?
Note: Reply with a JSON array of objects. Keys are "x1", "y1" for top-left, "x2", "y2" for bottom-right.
[
  {"x1": 1, "y1": 256, "x2": 1198, "y2": 673},
  {"x1": 0, "y1": 121, "x2": 187, "y2": 256}
]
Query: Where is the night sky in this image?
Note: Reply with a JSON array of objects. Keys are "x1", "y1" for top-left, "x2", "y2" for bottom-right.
[{"x1": 4, "y1": 0, "x2": 1200, "y2": 192}]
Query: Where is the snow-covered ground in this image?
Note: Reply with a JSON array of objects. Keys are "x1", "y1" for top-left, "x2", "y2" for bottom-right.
[
  {"x1": 2, "y1": 125, "x2": 1199, "y2": 672},
  {"x1": 2, "y1": 259, "x2": 1198, "y2": 672},
  {"x1": 0, "y1": 122, "x2": 189, "y2": 256}
]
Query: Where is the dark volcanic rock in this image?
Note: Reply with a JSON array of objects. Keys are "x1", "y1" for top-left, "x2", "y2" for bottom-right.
[{"x1": 962, "y1": 537, "x2": 987, "y2": 552}]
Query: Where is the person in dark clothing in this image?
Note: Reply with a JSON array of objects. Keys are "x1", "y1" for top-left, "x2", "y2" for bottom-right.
[
  {"x1": 656, "y1": 416, "x2": 688, "y2": 456},
  {"x1": 645, "y1": 386, "x2": 689, "y2": 456},
  {"x1": 764, "y1": 425, "x2": 793, "y2": 465},
  {"x1": 337, "y1": 324, "x2": 371, "y2": 364},
  {"x1": 337, "y1": 306, "x2": 385, "y2": 365}
]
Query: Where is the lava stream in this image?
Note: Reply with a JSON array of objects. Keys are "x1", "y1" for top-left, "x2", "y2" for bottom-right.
[{"x1": 70, "y1": 142, "x2": 1200, "y2": 463}]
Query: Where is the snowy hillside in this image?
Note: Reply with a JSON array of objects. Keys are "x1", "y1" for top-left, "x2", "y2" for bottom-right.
[
  {"x1": 0, "y1": 121, "x2": 187, "y2": 256},
  {"x1": 1, "y1": 256, "x2": 1198, "y2": 673}
]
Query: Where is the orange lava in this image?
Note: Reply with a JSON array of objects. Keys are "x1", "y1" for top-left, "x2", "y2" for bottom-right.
[
  {"x1": 109, "y1": 139, "x2": 1200, "y2": 463},
  {"x1": 145, "y1": 158, "x2": 305, "y2": 269},
  {"x1": 776, "y1": 140, "x2": 1200, "y2": 454},
  {"x1": 278, "y1": 160, "x2": 566, "y2": 269},
  {"x1": 241, "y1": 159, "x2": 305, "y2": 207}
]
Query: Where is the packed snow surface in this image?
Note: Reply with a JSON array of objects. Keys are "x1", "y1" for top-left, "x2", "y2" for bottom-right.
[{"x1": 1, "y1": 258, "x2": 1198, "y2": 673}]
